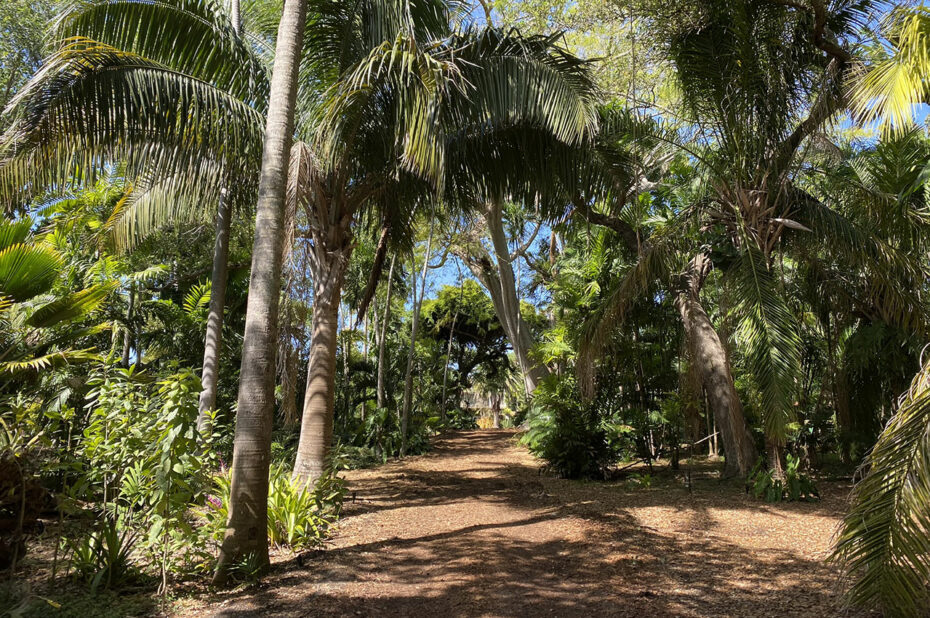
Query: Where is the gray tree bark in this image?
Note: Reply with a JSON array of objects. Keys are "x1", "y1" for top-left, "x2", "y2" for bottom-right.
[
  {"x1": 213, "y1": 0, "x2": 307, "y2": 583},
  {"x1": 675, "y1": 253, "x2": 758, "y2": 478},
  {"x1": 459, "y1": 201, "x2": 549, "y2": 395},
  {"x1": 376, "y1": 255, "x2": 396, "y2": 410},
  {"x1": 400, "y1": 221, "x2": 434, "y2": 454},
  {"x1": 292, "y1": 244, "x2": 350, "y2": 484}
]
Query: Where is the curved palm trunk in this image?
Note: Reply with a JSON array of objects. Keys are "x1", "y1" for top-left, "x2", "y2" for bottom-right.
[
  {"x1": 198, "y1": 3, "x2": 243, "y2": 432},
  {"x1": 675, "y1": 253, "x2": 757, "y2": 478},
  {"x1": 292, "y1": 248, "x2": 350, "y2": 484},
  {"x1": 197, "y1": 193, "x2": 231, "y2": 432},
  {"x1": 213, "y1": 0, "x2": 307, "y2": 584}
]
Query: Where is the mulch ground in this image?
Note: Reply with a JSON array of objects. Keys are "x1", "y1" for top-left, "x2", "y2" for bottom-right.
[{"x1": 184, "y1": 430, "x2": 853, "y2": 618}]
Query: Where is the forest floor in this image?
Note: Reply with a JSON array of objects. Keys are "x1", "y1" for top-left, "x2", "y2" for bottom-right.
[{"x1": 183, "y1": 429, "x2": 853, "y2": 618}]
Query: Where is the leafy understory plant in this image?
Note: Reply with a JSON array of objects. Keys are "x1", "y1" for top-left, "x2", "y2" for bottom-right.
[
  {"x1": 199, "y1": 454, "x2": 346, "y2": 555},
  {"x1": 67, "y1": 516, "x2": 138, "y2": 593},
  {"x1": 747, "y1": 454, "x2": 818, "y2": 503}
]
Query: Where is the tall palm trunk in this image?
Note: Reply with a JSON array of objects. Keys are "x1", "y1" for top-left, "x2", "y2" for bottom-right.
[
  {"x1": 675, "y1": 253, "x2": 757, "y2": 478},
  {"x1": 401, "y1": 222, "x2": 434, "y2": 454},
  {"x1": 197, "y1": 192, "x2": 231, "y2": 431},
  {"x1": 197, "y1": 3, "x2": 242, "y2": 432},
  {"x1": 292, "y1": 248, "x2": 349, "y2": 484},
  {"x1": 213, "y1": 0, "x2": 307, "y2": 583},
  {"x1": 121, "y1": 284, "x2": 135, "y2": 367},
  {"x1": 376, "y1": 255, "x2": 397, "y2": 409}
]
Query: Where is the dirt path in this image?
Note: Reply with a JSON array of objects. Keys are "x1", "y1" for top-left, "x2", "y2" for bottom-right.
[{"x1": 198, "y1": 430, "x2": 850, "y2": 617}]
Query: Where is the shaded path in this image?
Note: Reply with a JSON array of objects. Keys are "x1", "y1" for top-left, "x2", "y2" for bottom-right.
[{"x1": 200, "y1": 430, "x2": 849, "y2": 617}]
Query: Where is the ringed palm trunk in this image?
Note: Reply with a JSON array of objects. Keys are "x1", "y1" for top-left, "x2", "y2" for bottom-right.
[
  {"x1": 197, "y1": 192, "x2": 231, "y2": 432},
  {"x1": 213, "y1": 0, "x2": 307, "y2": 584},
  {"x1": 675, "y1": 253, "x2": 757, "y2": 478},
  {"x1": 292, "y1": 248, "x2": 350, "y2": 484},
  {"x1": 197, "y1": 0, "x2": 243, "y2": 433}
]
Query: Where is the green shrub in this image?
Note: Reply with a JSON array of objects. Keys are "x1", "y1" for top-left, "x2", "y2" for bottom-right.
[
  {"x1": 199, "y1": 455, "x2": 345, "y2": 552},
  {"x1": 748, "y1": 454, "x2": 819, "y2": 502},
  {"x1": 520, "y1": 377, "x2": 613, "y2": 480}
]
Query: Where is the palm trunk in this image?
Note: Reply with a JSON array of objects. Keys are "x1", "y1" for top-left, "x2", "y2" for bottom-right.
[
  {"x1": 676, "y1": 253, "x2": 757, "y2": 478},
  {"x1": 213, "y1": 0, "x2": 307, "y2": 584},
  {"x1": 401, "y1": 224, "x2": 434, "y2": 454},
  {"x1": 198, "y1": 0, "x2": 242, "y2": 432},
  {"x1": 767, "y1": 438, "x2": 786, "y2": 480},
  {"x1": 292, "y1": 283, "x2": 341, "y2": 483},
  {"x1": 292, "y1": 245, "x2": 350, "y2": 484},
  {"x1": 197, "y1": 193, "x2": 231, "y2": 432},
  {"x1": 376, "y1": 255, "x2": 396, "y2": 409}
]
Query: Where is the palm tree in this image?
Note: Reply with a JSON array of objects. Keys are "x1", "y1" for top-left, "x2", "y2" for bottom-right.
[
  {"x1": 832, "y1": 355, "x2": 930, "y2": 617},
  {"x1": 288, "y1": 20, "x2": 600, "y2": 481},
  {"x1": 0, "y1": 0, "x2": 268, "y2": 431},
  {"x1": 213, "y1": 0, "x2": 308, "y2": 582},
  {"x1": 0, "y1": 216, "x2": 114, "y2": 384},
  {"x1": 578, "y1": 0, "x2": 891, "y2": 477}
]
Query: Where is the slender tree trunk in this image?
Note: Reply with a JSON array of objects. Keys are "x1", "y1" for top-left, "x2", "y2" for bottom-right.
[
  {"x1": 460, "y1": 201, "x2": 548, "y2": 394},
  {"x1": 492, "y1": 394, "x2": 501, "y2": 429},
  {"x1": 213, "y1": 0, "x2": 306, "y2": 583},
  {"x1": 767, "y1": 438, "x2": 786, "y2": 480},
  {"x1": 121, "y1": 285, "x2": 134, "y2": 367},
  {"x1": 401, "y1": 224, "x2": 434, "y2": 454},
  {"x1": 675, "y1": 253, "x2": 757, "y2": 478},
  {"x1": 292, "y1": 280, "x2": 341, "y2": 483},
  {"x1": 376, "y1": 256, "x2": 396, "y2": 409},
  {"x1": 198, "y1": 0, "x2": 242, "y2": 431},
  {"x1": 197, "y1": 193, "x2": 231, "y2": 432},
  {"x1": 681, "y1": 347, "x2": 703, "y2": 444},
  {"x1": 440, "y1": 308, "x2": 458, "y2": 422},
  {"x1": 280, "y1": 341, "x2": 299, "y2": 427}
]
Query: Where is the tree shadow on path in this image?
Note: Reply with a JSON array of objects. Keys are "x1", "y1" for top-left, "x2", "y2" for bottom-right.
[{"x1": 206, "y1": 430, "x2": 848, "y2": 618}]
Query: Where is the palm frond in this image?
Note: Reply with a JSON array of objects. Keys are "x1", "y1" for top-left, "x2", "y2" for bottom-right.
[
  {"x1": 183, "y1": 280, "x2": 211, "y2": 314},
  {"x1": 26, "y1": 281, "x2": 115, "y2": 328},
  {"x1": 731, "y1": 246, "x2": 801, "y2": 443},
  {"x1": 0, "y1": 243, "x2": 63, "y2": 301},
  {"x1": 849, "y1": 7, "x2": 930, "y2": 136},
  {"x1": 55, "y1": 0, "x2": 268, "y2": 102},
  {"x1": 832, "y1": 354, "x2": 930, "y2": 616},
  {"x1": 1, "y1": 39, "x2": 264, "y2": 205}
]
